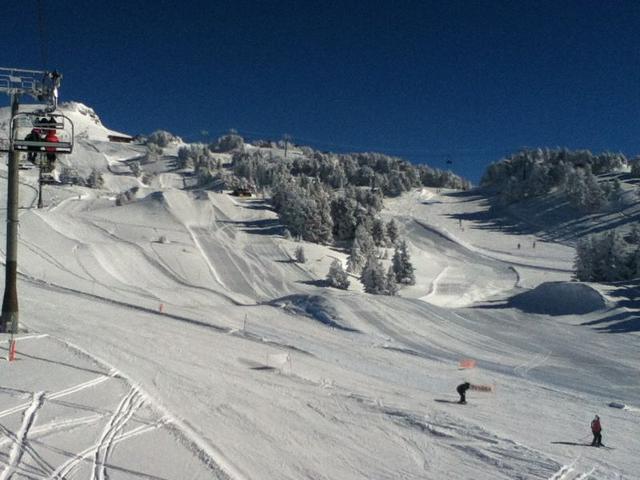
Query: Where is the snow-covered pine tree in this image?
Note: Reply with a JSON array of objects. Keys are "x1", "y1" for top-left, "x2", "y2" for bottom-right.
[
  {"x1": 574, "y1": 236, "x2": 596, "y2": 281},
  {"x1": 306, "y1": 183, "x2": 334, "y2": 244},
  {"x1": 575, "y1": 230, "x2": 632, "y2": 281},
  {"x1": 385, "y1": 266, "x2": 398, "y2": 295},
  {"x1": 354, "y1": 223, "x2": 376, "y2": 258},
  {"x1": 347, "y1": 239, "x2": 365, "y2": 273},
  {"x1": 360, "y1": 254, "x2": 388, "y2": 294},
  {"x1": 331, "y1": 195, "x2": 358, "y2": 241},
  {"x1": 326, "y1": 259, "x2": 350, "y2": 289},
  {"x1": 371, "y1": 218, "x2": 387, "y2": 247},
  {"x1": 386, "y1": 219, "x2": 399, "y2": 246},
  {"x1": 392, "y1": 239, "x2": 416, "y2": 285}
]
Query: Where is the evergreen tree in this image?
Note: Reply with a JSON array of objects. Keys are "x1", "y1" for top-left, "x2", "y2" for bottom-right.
[
  {"x1": 347, "y1": 239, "x2": 365, "y2": 273},
  {"x1": 385, "y1": 266, "x2": 398, "y2": 295},
  {"x1": 326, "y1": 259, "x2": 350, "y2": 289},
  {"x1": 360, "y1": 254, "x2": 388, "y2": 294},
  {"x1": 371, "y1": 218, "x2": 387, "y2": 247},
  {"x1": 386, "y1": 219, "x2": 399, "y2": 246},
  {"x1": 307, "y1": 183, "x2": 334, "y2": 244},
  {"x1": 354, "y1": 223, "x2": 376, "y2": 259},
  {"x1": 575, "y1": 230, "x2": 632, "y2": 281},
  {"x1": 574, "y1": 236, "x2": 595, "y2": 281},
  {"x1": 392, "y1": 240, "x2": 416, "y2": 285},
  {"x1": 331, "y1": 195, "x2": 358, "y2": 241}
]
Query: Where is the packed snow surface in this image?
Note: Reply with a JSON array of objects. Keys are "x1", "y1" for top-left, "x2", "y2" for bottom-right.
[{"x1": 0, "y1": 106, "x2": 638, "y2": 479}]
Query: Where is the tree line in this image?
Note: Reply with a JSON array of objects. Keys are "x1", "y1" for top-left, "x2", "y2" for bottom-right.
[{"x1": 481, "y1": 148, "x2": 625, "y2": 211}]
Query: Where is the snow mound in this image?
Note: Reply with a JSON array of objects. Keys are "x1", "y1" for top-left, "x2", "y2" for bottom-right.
[
  {"x1": 510, "y1": 281, "x2": 607, "y2": 315},
  {"x1": 271, "y1": 295, "x2": 359, "y2": 332}
]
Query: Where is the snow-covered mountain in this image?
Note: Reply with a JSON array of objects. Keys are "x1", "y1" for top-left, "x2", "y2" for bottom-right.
[{"x1": 0, "y1": 102, "x2": 638, "y2": 479}]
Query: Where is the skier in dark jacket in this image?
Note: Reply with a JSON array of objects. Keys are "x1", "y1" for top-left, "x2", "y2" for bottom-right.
[
  {"x1": 24, "y1": 128, "x2": 42, "y2": 163},
  {"x1": 591, "y1": 415, "x2": 602, "y2": 447},
  {"x1": 456, "y1": 382, "x2": 471, "y2": 404}
]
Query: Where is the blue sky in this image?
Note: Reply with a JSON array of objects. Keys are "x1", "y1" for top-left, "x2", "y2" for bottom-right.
[{"x1": 2, "y1": 1, "x2": 639, "y2": 182}]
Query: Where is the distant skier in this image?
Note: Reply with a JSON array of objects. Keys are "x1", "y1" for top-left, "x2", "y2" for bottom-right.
[
  {"x1": 517, "y1": 243, "x2": 521, "y2": 249},
  {"x1": 456, "y1": 382, "x2": 471, "y2": 404},
  {"x1": 591, "y1": 415, "x2": 603, "y2": 447}
]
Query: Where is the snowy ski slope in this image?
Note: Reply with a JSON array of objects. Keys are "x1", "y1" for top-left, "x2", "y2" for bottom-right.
[{"x1": 0, "y1": 105, "x2": 638, "y2": 479}]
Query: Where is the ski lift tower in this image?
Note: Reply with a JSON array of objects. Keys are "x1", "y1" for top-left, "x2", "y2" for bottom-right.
[{"x1": 0, "y1": 67, "x2": 62, "y2": 334}]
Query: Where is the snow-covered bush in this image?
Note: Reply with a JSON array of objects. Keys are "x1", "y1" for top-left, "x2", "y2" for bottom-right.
[
  {"x1": 115, "y1": 186, "x2": 139, "y2": 206},
  {"x1": 326, "y1": 259, "x2": 350, "y2": 289},
  {"x1": 630, "y1": 157, "x2": 640, "y2": 178},
  {"x1": 147, "y1": 130, "x2": 180, "y2": 147},
  {"x1": 177, "y1": 144, "x2": 213, "y2": 169},
  {"x1": 294, "y1": 246, "x2": 306, "y2": 263},
  {"x1": 129, "y1": 161, "x2": 141, "y2": 177},
  {"x1": 86, "y1": 169, "x2": 105, "y2": 189},
  {"x1": 211, "y1": 132, "x2": 244, "y2": 153},
  {"x1": 144, "y1": 143, "x2": 163, "y2": 162}
]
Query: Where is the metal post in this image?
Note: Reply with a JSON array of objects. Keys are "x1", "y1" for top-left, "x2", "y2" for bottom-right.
[
  {"x1": 38, "y1": 162, "x2": 44, "y2": 208},
  {"x1": 1, "y1": 94, "x2": 20, "y2": 333}
]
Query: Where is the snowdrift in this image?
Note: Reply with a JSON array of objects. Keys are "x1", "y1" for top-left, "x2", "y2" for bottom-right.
[
  {"x1": 510, "y1": 281, "x2": 607, "y2": 315},
  {"x1": 270, "y1": 294, "x2": 359, "y2": 332}
]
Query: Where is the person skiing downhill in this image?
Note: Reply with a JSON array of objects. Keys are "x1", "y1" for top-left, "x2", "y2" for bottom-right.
[
  {"x1": 456, "y1": 382, "x2": 471, "y2": 404},
  {"x1": 591, "y1": 415, "x2": 602, "y2": 447}
]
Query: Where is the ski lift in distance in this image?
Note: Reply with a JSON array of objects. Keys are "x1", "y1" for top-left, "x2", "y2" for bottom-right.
[{"x1": 10, "y1": 111, "x2": 74, "y2": 154}]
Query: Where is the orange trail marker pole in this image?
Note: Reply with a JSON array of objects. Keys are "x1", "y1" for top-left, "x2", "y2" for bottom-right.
[{"x1": 8, "y1": 339, "x2": 17, "y2": 362}]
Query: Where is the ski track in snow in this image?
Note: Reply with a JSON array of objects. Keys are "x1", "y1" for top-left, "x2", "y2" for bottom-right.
[
  {"x1": 0, "y1": 332, "x2": 234, "y2": 480},
  {"x1": 0, "y1": 375, "x2": 112, "y2": 421},
  {"x1": 0, "y1": 391, "x2": 48, "y2": 480},
  {"x1": 349, "y1": 393, "x2": 562, "y2": 479},
  {"x1": 49, "y1": 422, "x2": 163, "y2": 480},
  {"x1": 548, "y1": 462, "x2": 596, "y2": 480},
  {"x1": 91, "y1": 387, "x2": 144, "y2": 480},
  {"x1": 44, "y1": 336, "x2": 240, "y2": 480}
]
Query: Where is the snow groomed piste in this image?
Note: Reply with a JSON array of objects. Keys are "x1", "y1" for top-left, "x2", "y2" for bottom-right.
[{"x1": 0, "y1": 98, "x2": 638, "y2": 479}]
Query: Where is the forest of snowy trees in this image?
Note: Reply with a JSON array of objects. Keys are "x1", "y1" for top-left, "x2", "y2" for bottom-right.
[
  {"x1": 481, "y1": 149, "x2": 626, "y2": 211},
  {"x1": 172, "y1": 133, "x2": 444, "y2": 294},
  {"x1": 575, "y1": 226, "x2": 640, "y2": 282}
]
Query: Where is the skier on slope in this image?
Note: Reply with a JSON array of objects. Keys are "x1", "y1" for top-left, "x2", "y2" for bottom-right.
[
  {"x1": 591, "y1": 415, "x2": 603, "y2": 447},
  {"x1": 456, "y1": 382, "x2": 471, "y2": 404}
]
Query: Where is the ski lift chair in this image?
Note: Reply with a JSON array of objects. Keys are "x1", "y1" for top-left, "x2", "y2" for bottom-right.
[{"x1": 10, "y1": 111, "x2": 73, "y2": 154}]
